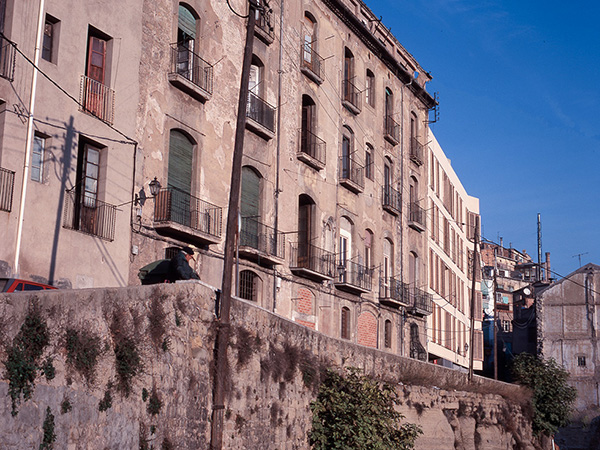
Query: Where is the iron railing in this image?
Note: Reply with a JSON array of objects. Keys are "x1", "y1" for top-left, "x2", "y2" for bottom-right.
[
  {"x1": 410, "y1": 137, "x2": 424, "y2": 165},
  {"x1": 170, "y1": 43, "x2": 214, "y2": 95},
  {"x1": 409, "y1": 201, "x2": 426, "y2": 229},
  {"x1": 0, "y1": 167, "x2": 15, "y2": 212},
  {"x1": 0, "y1": 35, "x2": 16, "y2": 81},
  {"x1": 63, "y1": 190, "x2": 116, "y2": 241},
  {"x1": 342, "y1": 78, "x2": 361, "y2": 112},
  {"x1": 240, "y1": 216, "x2": 285, "y2": 260},
  {"x1": 154, "y1": 187, "x2": 222, "y2": 239},
  {"x1": 384, "y1": 115, "x2": 400, "y2": 143},
  {"x1": 411, "y1": 286, "x2": 433, "y2": 314},
  {"x1": 339, "y1": 156, "x2": 364, "y2": 190},
  {"x1": 289, "y1": 242, "x2": 336, "y2": 278},
  {"x1": 80, "y1": 75, "x2": 115, "y2": 124},
  {"x1": 336, "y1": 260, "x2": 372, "y2": 291},
  {"x1": 379, "y1": 277, "x2": 410, "y2": 305},
  {"x1": 299, "y1": 129, "x2": 326, "y2": 166},
  {"x1": 255, "y1": 7, "x2": 274, "y2": 40},
  {"x1": 301, "y1": 42, "x2": 324, "y2": 80},
  {"x1": 247, "y1": 92, "x2": 275, "y2": 132},
  {"x1": 382, "y1": 185, "x2": 401, "y2": 214}
]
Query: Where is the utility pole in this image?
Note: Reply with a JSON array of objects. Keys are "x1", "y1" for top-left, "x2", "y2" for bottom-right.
[
  {"x1": 537, "y1": 213, "x2": 542, "y2": 282},
  {"x1": 468, "y1": 215, "x2": 479, "y2": 381},
  {"x1": 493, "y1": 248, "x2": 498, "y2": 380},
  {"x1": 210, "y1": 1, "x2": 257, "y2": 448}
]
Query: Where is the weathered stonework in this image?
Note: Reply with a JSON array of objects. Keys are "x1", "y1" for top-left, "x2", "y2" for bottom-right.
[{"x1": 0, "y1": 283, "x2": 541, "y2": 449}]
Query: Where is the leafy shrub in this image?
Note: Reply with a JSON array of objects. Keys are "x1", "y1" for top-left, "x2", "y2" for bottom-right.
[
  {"x1": 65, "y1": 328, "x2": 102, "y2": 384},
  {"x1": 147, "y1": 388, "x2": 162, "y2": 415},
  {"x1": 114, "y1": 337, "x2": 142, "y2": 396},
  {"x1": 39, "y1": 407, "x2": 56, "y2": 449},
  {"x1": 99, "y1": 385, "x2": 113, "y2": 412},
  {"x1": 310, "y1": 367, "x2": 422, "y2": 449},
  {"x1": 512, "y1": 353, "x2": 577, "y2": 436}
]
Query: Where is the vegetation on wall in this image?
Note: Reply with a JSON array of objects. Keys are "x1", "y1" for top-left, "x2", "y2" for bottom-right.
[
  {"x1": 65, "y1": 327, "x2": 103, "y2": 384},
  {"x1": 3, "y1": 302, "x2": 50, "y2": 416},
  {"x1": 39, "y1": 406, "x2": 56, "y2": 450},
  {"x1": 512, "y1": 353, "x2": 577, "y2": 436},
  {"x1": 309, "y1": 367, "x2": 422, "y2": 450}
]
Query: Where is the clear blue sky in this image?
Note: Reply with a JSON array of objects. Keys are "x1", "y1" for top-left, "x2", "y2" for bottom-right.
[{"x1": 367, "y1": 0, "x2": 600, "y2": 278}]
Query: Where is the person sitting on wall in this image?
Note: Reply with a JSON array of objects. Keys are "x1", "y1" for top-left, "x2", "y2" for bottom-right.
[{"x1": 168, "y1": 246, "x2": 200, "y2": 282}]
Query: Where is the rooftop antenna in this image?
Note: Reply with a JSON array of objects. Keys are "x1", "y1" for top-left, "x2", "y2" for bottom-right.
[
  {"x1": 537, "y1": 213, "x2": 542, "y2": 282},
  {"x1": 572, "y1": 252, "x2": 589, "y2": 268}
]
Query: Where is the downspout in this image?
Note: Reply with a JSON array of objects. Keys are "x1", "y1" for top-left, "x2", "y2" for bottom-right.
[
  {"x1": 272, "y1": 0, "x2": 284, "y2": 312},
  {"x1": 14, "y1": 0, "x2": 46, "y2": 276},
  {"x1": 399, "y1": 82, "x2": 406, "y2": 356}
]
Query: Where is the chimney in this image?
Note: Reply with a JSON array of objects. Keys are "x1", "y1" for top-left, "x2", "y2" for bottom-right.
[
  {"x1": 545, "y1": 252, "x2": 551, "y2": 282},
  {"x1": 500, "y1": 237, "x2": 503, "y2": 248}
]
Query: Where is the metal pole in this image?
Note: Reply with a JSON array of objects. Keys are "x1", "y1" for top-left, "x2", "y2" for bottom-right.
[
  {"x1": 537, "y1": 213, "x2": 542, "y2": 282},
  {"x1": 468, "y1": 215, "x2": 479, "y2": 381},
  {"x1": 210, "y1": 2, "x2": 257, "y2": 448},
  {"x1": 493, "y1": 248, "x2": 498, "y2": 380}
]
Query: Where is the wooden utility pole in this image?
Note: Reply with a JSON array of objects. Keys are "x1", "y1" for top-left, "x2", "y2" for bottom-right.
[
  {"x1": 493, "y1": 249, "x2": 498, "y2": 380},
  {"x1": 210, "y1": 1, "x2": 257, "y2": 448},
  {"x1": 468, "y1": 215, "x2": 480, "y2": 381}
]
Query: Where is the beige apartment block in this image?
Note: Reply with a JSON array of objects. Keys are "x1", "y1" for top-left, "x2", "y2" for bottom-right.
[
  {"x1": 427, "y1": 133, "x2": 483, "y2": 370},
  {"x1": 0, "y1": 0, "x2": 473, "y2": 360}
]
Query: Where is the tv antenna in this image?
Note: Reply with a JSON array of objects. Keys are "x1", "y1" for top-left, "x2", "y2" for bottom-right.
[{"x1": 572, "y1": 252, "x2": 589, "y2": 268}]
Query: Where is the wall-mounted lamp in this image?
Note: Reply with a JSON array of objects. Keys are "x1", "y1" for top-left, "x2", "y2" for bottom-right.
[{"x1": 149, "y1": 177, "x2": 161, "y2": 197}]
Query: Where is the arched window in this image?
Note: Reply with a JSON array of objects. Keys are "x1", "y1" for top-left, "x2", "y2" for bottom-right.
[
  {"x1": 365, "y1": 70, "x2": 375, "y2": 107},
  {"x1": 365, "y1": 143, "x2": 373, "y2": 180},
  {"x1": 409, "y1": 251, "x2": 419, "y2": 287},
  {"x1": 364, "y1": 229, "x2": 373, "y2": 271},
  {"x1": 298, "y1": 194, "x2": 315, "y2": 267},
  {"x1": 249, "y1": 55, "x2": 264, "y2": 98},
  {"x1": 301, "y1": 94, "x2": 316, "y2": 156},
  {"x1": 383, "y1": 238, "x2": 393, "y2": 282},
  {"x1": 384, "y1": 319, "x2": 392, "y2": 348},
  {"x1": 239, "y1": 270, "x2": 259, "y2": 302},
  {"x1": 168, "y1": 129, "x2": 195, "y2": 195},
  {"x1": 341, "y1": 126, "x2": 354, "y2": 180},
  {"x1": 384, "y1": 157, "x2": 393, "y2": 191},
  {"x1": 385, "y1": 87, "x2": 394, "y2": 117},
  {"x1": 177, "y1": 4, "x2": 199, "y2": 79},
  {"x1": 341, "y1": 306, "x2": 351, "y2": 340},
  {"x1": 303, "y1": 13, "x2": 316, "y2": 67},
  {"x1": 343, "y1": 48, "x2": 355, "y2": 105}
]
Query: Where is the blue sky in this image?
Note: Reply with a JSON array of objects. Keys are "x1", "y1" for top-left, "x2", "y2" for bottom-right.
[{"x1": 367, "y1": 0, "x2": 600, "y2": 278}]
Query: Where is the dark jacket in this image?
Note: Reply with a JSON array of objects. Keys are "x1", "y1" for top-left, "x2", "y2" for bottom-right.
[{"x1": 168, "y1": 251, "x2": 200, "y2": 282}]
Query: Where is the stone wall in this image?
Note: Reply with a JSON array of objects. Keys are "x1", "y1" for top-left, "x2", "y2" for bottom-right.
[{"x1": 0, "y1": 283, "x2": 542, "y2": 449}]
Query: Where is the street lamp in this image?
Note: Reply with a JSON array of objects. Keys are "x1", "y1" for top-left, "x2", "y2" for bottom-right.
[{"x1": 149, "y1": 177, "x2": 161, "y2": 196}]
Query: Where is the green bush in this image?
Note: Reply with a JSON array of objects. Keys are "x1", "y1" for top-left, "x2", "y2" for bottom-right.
[
  {"x1": 65, "y1": 328, "x2": 102, "y2": 384},
  {"x1": 39, "y1": 406, "x2": 56, "y2": 449},
  {"x1": 512, "y1": 353, "x2": 577, "y2": 436},
  {"x1": 309, "y1": 367, "x2": 422, "y2": 449}
]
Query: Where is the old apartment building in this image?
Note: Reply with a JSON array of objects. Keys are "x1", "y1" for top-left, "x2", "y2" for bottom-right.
[
  {"x1": 0, "y1": 0, "x2": 482, "y2": 360},
  {"x1": 426, "y1": 133, "x2": 482, "y2": 370}
]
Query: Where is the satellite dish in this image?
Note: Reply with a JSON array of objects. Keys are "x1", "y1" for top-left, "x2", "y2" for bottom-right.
[{"x1": 523, "y1": 288, "x2": 531, "y2": 296}]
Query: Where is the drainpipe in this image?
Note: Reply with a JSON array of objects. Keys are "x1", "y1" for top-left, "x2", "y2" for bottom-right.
[
  {"x1": 13, "y1": 0, "x2": 46, "y2": 276},
  {"x1": 399, "y1": 82, "x2": 406, "y2": 356},
  {"x1": 272, "y1": 0, "x2": 284, "y2": 312}
]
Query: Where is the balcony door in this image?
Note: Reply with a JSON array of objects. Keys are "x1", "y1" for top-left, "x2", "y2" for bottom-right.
[
  {"x1": 338, "y1": 217, "x2": 352, "y2": 283},
  {"x1": 298, "y1": 195, "x2": 314, "y2": 268},
  {"x1": 166, "y1": 130, "x2": 194, "y2": 226},
  {"x1": 301, "y1": 95, "x2": 315, "y2": 157},
  {"x1": 177, "y1": 5, "x2": 197, "y2": 80},
  {"x1": 241, "y1": 167, "x2": 261, "y2": 249}
]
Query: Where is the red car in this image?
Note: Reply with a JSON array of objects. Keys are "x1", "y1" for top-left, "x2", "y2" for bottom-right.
[{"x1": 0, "y1": 278, "x2": 57, "y2": 293}]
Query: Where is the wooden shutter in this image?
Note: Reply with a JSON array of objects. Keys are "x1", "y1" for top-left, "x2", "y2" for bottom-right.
[
  {"x1": 167, "y1": 131, "x2": 193, "y2": 194},
  {"x1": 241, "y1": 167, "x2": 260, "y2": 218},
  {"x1": 87, "y1": 36, "x2": 106, "y2": 84},
  {"x1": 178, "y1": 5, "x2": 197, "y2": 40}
]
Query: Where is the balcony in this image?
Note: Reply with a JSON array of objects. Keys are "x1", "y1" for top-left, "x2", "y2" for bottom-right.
[
  {"x1": 153, "y1": 187, "x2": 222, "y2": 246},
  {"x1": 168, "y1": 43, "x2": 213, "y2": 102},
  {"x1": 384, "y1": 115, "x2": 400, "y2": 145},
  {"x1": 254, "y1": 8, "x2": 274, "y2": 44},
  {"x1": 409, "y1": 201, "x2": 426, "y2": 232},
  {"x1": 246, "y1": 92, "x2": 275, "y2": 139},
  {"x1": 339, "y1": 156, "x2": 364, "y2": 193},
  {"x1": 300, "y1": 43, "x2": 324, "y2": 84},
  {"x1": 410, "y1": 137, "x2": 424, "y2": 166},
  {"x1": 379, "y1": 277, "x2": 411, "y2": 308},
  {"x1": 239, "y1": 217, "x2": 285, "y2": 265},
  {"x1": 80, "y1": 75, "x2": 115, "y2": 124},
  {"x1": 289, "y1": 242, "x2": 335, "y2": 281},
  {"x1": 342, "y1": 78, "x2": 361, "y2": 114},
  {"x1": 408, "y1": 286, "x2": 433, "y2": 316},
  {"x1": 0, "y1": 167, "x2": 15, "y2": 212},
  {"x1": 382, "y1": 185, "x2": 401, "y2": 216},
  {"x1": 0, "y1": 35, "x2": 16, "y2": 81},
  {"x1": 334, "y1": 260, "x2": 372, "y2": 294},
  {"x1": 63, "y1": 190, "x2": 117, "y2": 241},
  {"x1": 298, "y1": 129, "x2": 326, "y2": 170}
]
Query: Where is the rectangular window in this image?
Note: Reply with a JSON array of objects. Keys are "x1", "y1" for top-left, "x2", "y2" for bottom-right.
[
  {"x1": 31, "y1": 134, "x2": 45, "y2": 182},
  {"x1": 42, "y1": 15, "x2": 59, "y2": 63},
  {"x1": 578, "y1": 356, "x2": 586, "y2": 367},
  {"x1": 365, "y1": 147, "x2": 373, "y2": 180}
]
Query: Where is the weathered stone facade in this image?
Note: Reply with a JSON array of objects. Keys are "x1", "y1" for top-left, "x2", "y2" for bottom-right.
[{"x1": 0, "y1": 284, "x2": 542, "y2": 449}]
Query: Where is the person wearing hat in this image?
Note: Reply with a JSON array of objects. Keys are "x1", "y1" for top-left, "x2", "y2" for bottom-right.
[{"x1": 168, "y1": 246, "x2": 200, "y2": 282}]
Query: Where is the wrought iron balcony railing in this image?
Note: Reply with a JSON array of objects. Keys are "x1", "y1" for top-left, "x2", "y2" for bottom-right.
[
  {"x1": 247, "y1": 92, "x2": 275, "y2": 133},
  {"x1": 63, "y1": 190, "x2": 117, "y2": 241},
  {"x1": 410, "y1": 137, "x2": 424, "y2": 166},
  {"x1": 384, "y1": 115, "x2": 400, "y2": 144},
  {"x1": 289, "y1": 242, "x2": 336, "y2": 279},
  {"x1": 300, "y1": 43, "x2": 324, "y2": 83},
  {"x1": 342, "y1": 78, "x2": 361, "y2": 113},
  {"x1": 154, "y1": 187, "x2": 222, "y2": 239},
  {"x1": 409, "y1": 201, "x2": 426, "y2": 231},
  {"x1": 169, "y1": 43, "x2": 213, "y2": 96},
  {"x1": 379, "y1": 277, "x2": 410, "y2": 307},
  {"x1": 0, "y1": 167, "x2": 15, "y2": 212},
  {"x1": 255, "y1": 7, "x2": 274, "y2": 43},
  {"x1": 0, "y1": 35, "x2": 16, "y2": 81},
  {"x1": 80, "y1": 75, "x2": 115, "y2": 124},
  {"x1": 240, "y1": 216, "x2": 285, "y2": 260},
  {"x1": 410, "y1": 286, "x2": 433, "y2": 315},
  {"x1": 299, "y1": 128, "x2": 326, "y2": 168},
  {"x1": 339, "y1": 156, "x2": 364, "y2": 193},
  {"x1": 382, "y1": 185, "x2": 401, "y2": 215},
  {"x1": 335, "y1": 260, "x2": 372, "y2": 292}
]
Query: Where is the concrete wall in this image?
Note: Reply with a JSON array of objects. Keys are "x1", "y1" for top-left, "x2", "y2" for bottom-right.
[{"x1": 0, "y1": 283, "x2": 542, "y2": 449}]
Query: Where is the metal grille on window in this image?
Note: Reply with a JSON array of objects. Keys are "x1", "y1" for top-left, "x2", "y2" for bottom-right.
[{"x1": 239, "y1": 270, "x2": 257, "y2": 302}]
